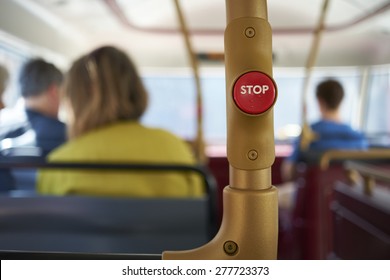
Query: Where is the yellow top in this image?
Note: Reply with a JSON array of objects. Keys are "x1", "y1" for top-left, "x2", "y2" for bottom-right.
[{"x1": 38, "y1": 121, "x2": 204, "y2": 198}]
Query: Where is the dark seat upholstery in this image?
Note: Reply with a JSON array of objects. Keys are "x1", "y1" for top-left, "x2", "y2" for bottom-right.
[
  {"x1": 286, "y1": 149, "x2": 390, "y2": 259},
  {"x1": 0, "y1": 195, "x2": 210, "y2": 254},
  {"x1": 0, "y1": 146, "x2": 44, "y2": 191},
  {"x1": 331, "y1": 163, "x2": 390, "y2": 260},
  {"x1": 0, "y1": 159, "x2": 218, "y2": 256}
]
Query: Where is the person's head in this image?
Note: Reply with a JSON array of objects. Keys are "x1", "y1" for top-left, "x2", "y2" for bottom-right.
[
  {"x1": 63, "y1": 45, "x2": 148, "y2": 139},
  {"x1": 19, "y1": 58, "x2": 63, "y2": 117},
  {"x1": 0, "y1": 64, "x2": 9, "y2": 110},
  {"x1": 316, "y1": 79, "x2": 344, "y2": 114}
]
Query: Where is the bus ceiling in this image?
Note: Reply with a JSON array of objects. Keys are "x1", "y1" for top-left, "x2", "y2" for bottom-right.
[{"x1": 1, "y1": 0, "x2": 390, "y2": 68}]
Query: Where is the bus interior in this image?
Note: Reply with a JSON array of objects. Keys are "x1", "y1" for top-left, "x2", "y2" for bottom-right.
[{"x1": 0, "y1": 0, "x2": 389, "y2": 259}]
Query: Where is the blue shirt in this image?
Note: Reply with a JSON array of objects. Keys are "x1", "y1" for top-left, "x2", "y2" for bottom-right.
[
  {"x1": 26, "y1": 109, "x2": 66, "y2": 156},
  {"x1": 288, "y1": 120, "x2": 368, "y2": 163},
  {"x1": 0, "y1": 110, "x2": 66, "y2": 192}
]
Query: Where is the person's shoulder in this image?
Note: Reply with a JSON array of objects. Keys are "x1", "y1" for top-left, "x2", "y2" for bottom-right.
[
  {"x1": 26, "y1": 109, "x2": 65, "y2": 128},
  {"x1": 147, "y1": 126, "x2": 180, "y2": 138},
  {"x1": 47, "y1": 127, "x2": 99, "y2": 160},
  {"x1": 101, "y1": 121, "x2": 180, "y2": 141},
  {"x1": 140, "y1": 125, "x2": 194, "y2": 155},
  {"x1": 136, "y1": 124, "x2": 183, "y2": 141},
  {"x1": 336, "y1": 123, "x2": 365, "y2": 138},
  {"x1": 311, "y1": 120, "x2": 359, "y2": 134},
  {"x1": 47, "y1": 140, "x2": 77, "y2": 161},
  {"x1": 311, "y1": 120, "x2": 343, "y2": 129},
  {"x1": 311, "y1": 120, "x2": 328, "y2": 130}
]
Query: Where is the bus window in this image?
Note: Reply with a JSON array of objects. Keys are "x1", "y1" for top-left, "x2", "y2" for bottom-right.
[
  {"x1": 274, "y1": 67, "x2": 363, "y2": 143},
  {"x1": 141, "y1": 69, "x2": 227, "y2": 145},
  {"x1": 0, "y1": 35, "x2": 29, "y2": 137},
  {"x1": 140, "y1": 65, "x2": 388, "y2": 150},
  {"x1": 141, "y1": 72, "x2": 197, "y2": 141},
  {"x1": 364, "y1": 66, "x2": 390, "y2": 145}
]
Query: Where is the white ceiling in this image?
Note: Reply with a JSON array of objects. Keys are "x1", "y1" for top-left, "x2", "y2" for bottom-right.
[{"x1": 1, "y1": 0, "x2": 390, "y2": 68}]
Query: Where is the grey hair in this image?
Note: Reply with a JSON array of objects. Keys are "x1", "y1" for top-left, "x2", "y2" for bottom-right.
[{"x1": 19, "y1": 58, "x2": 63, "y2": 98}]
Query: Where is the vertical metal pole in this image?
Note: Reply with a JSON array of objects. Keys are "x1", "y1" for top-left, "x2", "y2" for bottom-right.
[
  {"x1": 163, "y1": 0, "x2": 278, "y2": 259},
  {"x1": 173, "y1": 0, "x2": 206, "y2": 164},
  {"x1": 355, "y1": 67, "x2": 370, "y2": 130},
  {"x1": 300, "y1": 0, "x2": 330, "y2": 150}
]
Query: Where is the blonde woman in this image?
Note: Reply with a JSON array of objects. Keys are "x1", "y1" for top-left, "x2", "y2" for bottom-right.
[{"x1": 38, "y1": 46, "x2": 204, "y2": 198}]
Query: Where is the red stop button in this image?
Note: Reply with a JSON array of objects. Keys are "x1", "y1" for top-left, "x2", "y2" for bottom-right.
[{"x1": 233, "y1": 71, "x2": 276, "y2": 115}]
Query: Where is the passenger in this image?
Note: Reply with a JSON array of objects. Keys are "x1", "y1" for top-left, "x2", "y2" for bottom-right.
[
  {"x1": 19, "y1": 58, "x2": 66, "y2": 156},
  {"x1": 0, "y1": 64, "x2": 15, "y2": 191},
  {"x1": 282, "y1": 79, "x2": 368, "y2": 182},
  {"x1": 38, "y1": 46, "x2": 204, "y2": 198}
]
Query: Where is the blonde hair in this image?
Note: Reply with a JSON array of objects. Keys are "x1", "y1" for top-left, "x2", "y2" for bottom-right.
[{"x1": 63, "y1": 46, "x2": 148, "y2": 139}]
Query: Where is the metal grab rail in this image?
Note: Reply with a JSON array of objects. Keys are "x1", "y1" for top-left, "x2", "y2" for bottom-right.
[
  {"x1": 344, "y1": 160, "x2": 390, "y2": 196},
  {"x1": 319, "y1": 148, "x2": 390, "y2": 170},
  {"x1": 299, "y1": 0, "x2": 330, "y2": 151},
  {"x1": 0, "y1": 159, "x2": 215, "y2": 188},
  {"x1": 173, "y1": 0, "x2": 206, "y2": 164}
]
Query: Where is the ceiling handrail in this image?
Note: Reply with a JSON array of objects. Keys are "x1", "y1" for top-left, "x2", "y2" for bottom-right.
[{"x1": 103, "y1": 0, "x2": 390, "y2": 36}]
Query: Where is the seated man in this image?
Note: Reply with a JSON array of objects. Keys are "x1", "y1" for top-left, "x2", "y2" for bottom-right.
[
  {"x1": 282, "y1": 79, "x2": 368, "y2": 182},
  {"x1": 18, "y1": 58, "x2": 66, "y2": 156}
]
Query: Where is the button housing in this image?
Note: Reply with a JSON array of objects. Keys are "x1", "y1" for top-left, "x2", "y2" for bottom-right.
[{"x1": 233, "y1": 71, "x2": 276, "y2": 115}]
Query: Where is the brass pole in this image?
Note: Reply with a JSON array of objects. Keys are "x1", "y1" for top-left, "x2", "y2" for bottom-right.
[
  {"x1": 300, "y1": 0, "x2": 330, "y2": 150},
  {"x1": 173, "y1": 0, "x2": 206, "y2": 164},
  {"x1": 164, "y1": 0, "x2": 278, "y2": 259}
]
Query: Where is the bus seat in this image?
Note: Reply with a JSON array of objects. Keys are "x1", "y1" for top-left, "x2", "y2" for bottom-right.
[
  {"x1": 331, "y1": 168, "x2": 390, "y2": 259},
  {"x1": 294, "y1": 161, "x2": 347, "y2": 259},
  {"x1": 0, "y1": 195, "x2": 210, "y2": 254},
  {"x1": 288, "y1": 149, "x2": 390, "y2": 260},
  {"x1": 0, "y1": 160, "x2": 218, "y2": 254},
  {"x1": 0, "y1": 146, "x2": 44, "y2": 191}
]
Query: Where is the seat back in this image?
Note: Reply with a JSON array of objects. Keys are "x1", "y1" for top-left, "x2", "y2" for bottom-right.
[
  {"x1": 292, "y1": 162, "x2": 347, "y2": 259},
  {"x1": 0, "y1": 146, "x2": 43, "y2": 191},
  {"x1": 290, "y1": 149, "x2": 390, "y2": 259},
  {"x1": 0, "y1": 159, "x2": 218, "y2": 254},
  {"x1": 331, "y1": 161, "x2": 390, "y2": 259},
  {"x1": 0, "y1": 195, "x2": 210, "y2": 254}
]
